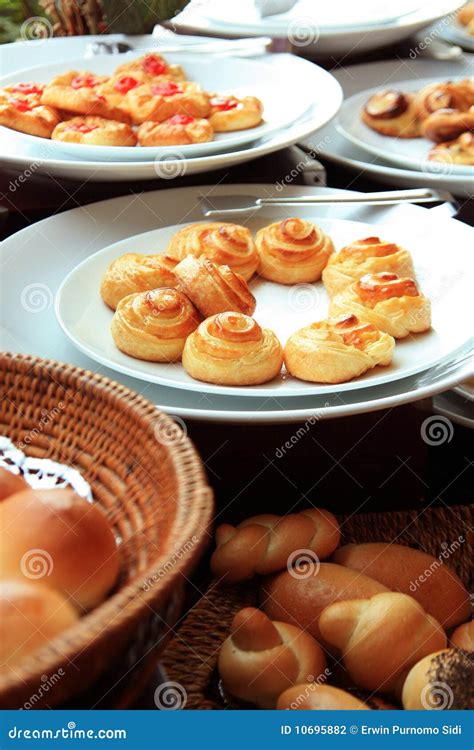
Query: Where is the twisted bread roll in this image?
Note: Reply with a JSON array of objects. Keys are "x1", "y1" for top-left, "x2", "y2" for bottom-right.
[
  {"x1": 211, "y1": 507, "x2": 340, "y2": 582},
  {"x1": 451, "y1": 620, "x2": 474, "y2": 651},
  {"x1": 414, "y1": 79, "x2": 474, "y2": 121},
  {"x1": 100, "y1": 252, "x2": 178, "y2": 310},
  {"x1": 429, "y1": 131, "x2": 474, "y2": 166},
  {"x1": 421, "y1": 106, "x2": 474, "y2": 143},
  {"x1": 322, "y1": 236, "x2": 415, "y2": 297},
  {"x1": 277, "y1": 684, "x2": 370, "y2": 710},
  {"x1": 182, "y1": 312, "x2": 283, "y2": 385},
  {"x1": 255, "y1": 218, "x2": 334, "y2": 284},
  {"x1": 319, "y1": 592, "x2": 447, "y2": 694},
  {"x1": 167, "y1": 222, "x2": 259, "y2": 281},
  {"x1": 329, "y1": 272, "x2": 431, "y2": 339},
  {"x1": 361, "y1": 90, "x2": 420, "y2": 137},
  {"x1": 402, "y1": 649, "x2": 474, "y2": 710},
  {"x1": 284, "y1": 315, "x2": 395, "y2": 384},
  {"x1": 174, "y1": 255, "x2": 256, "y2": 318},
  {"x1": 111, "y1": 288, "x2": 200, "y2": 362},
  {"x1": 218, "y1": 607, "x2": 327, "y2": 708}
]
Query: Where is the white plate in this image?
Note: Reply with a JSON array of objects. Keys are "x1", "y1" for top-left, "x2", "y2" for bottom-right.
[
  {"x1": 2, "y1": 184, "x2": 472, "y2": 422},
  {"x1": 337, "y1": 78, "x2": 473, "y2": 176}
]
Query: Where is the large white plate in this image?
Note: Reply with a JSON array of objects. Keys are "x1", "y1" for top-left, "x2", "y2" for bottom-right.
[
  {"x1": 2, "y1": 184, "x2": 472, "y2": 422},
  {"x1": 337, "y1": 78, "x2": 473, "y2": 176}
]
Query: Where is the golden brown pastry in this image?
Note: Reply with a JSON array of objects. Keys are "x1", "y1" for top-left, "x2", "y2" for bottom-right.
[
  {"x1": 322, "y1": 236, "x2": 415, "y2": 297},
  {"x1": 100, "y1": 252, "x2": 178, "y2": 311},
  {"x1": 319, "y1": 592, "x2": 447, "y2": 694},
  {"x1": 52, "y1": 116, "x2": 137, "y2": 146},
  {"x1": 332, "y1": 542, "x2": 471, "y2": 629},
  {"x1": 114, "y1": 53, "x2": 186, "y2": 83},
  {"x1": 95, "y1": 72, "x2": 149, "y2": 108},
  {"x1": 284, "y1": 315, "x2": 395, "y2": 384},
  {"x1": 361, "y1": 90, "x2": 421, "y2": 137},
  {"x1": 421, "y1": 105, "x2": 474, "y2": 143},
  {"x1": 111, "y1": 288, "x2": 200, "y2": 362},
  {"x1": 414, "y1": 79, "x2": 474, "y2": 121},
  {"x1": 208, "y1": 94, "x2": 263, "y2": 131},
  {"x1": 41, "y1": 71, "x2": 130, "y2": 122},
  {"x1": 218, "y1": 607, "x2": 327, "y2": 708},
  {"x1": 329, "y1": 272, "x2": 431, "y2": 339},
  {"x1": 429, "y1": 131, "x2": 474, "y2": 166},
  {"x1": 277, "y1": 684, "x2": 370, "y2": 710},
  {"x1": 174, "y1": 255, "x2": 256, "y2": 318},
  {"x1": 182, "y1": 312, "x2": 283, "y2": 386},
  {"x1": 0, "y1": 93, "x2": 60, "y2": 138},
  {"x1": 451, "y1": 620, "x2": 474, "y2": 651},
  {"x1": 0, "y1": 468, "x2": 28, "y2": 501},
  {"x1": 2, "y1": 82, "x2": 45, "y2": 101},
  {"x1": 256, "y1": 218, "x2": 334, "y2": 284},
  {"x1": 124, "y1": 81, "x2": 210, "y2": 125},
  {"x1": 137, "y1": 115, "x2": 214, "y2": 146},
  {"x1": 402, "y1": 649, "x2": 474, "y2": 710},
  {"x1": 458, "y1": 2, "x2": 474, "y2": 31},
  {"x1": 210, "y1": 508, "x2": 340, "y2": 582},
  {"x1": 167, "y1": 222, "x2": 259, "y2": 281}
]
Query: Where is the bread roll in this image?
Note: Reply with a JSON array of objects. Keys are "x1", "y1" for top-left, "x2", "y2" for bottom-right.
[
  {"x1": 261, "y1": 562, "x2": 388, "y2": 642},
  {"x1": 277, "y1": 683, "x2": 370, "y2": 710},
  {"x1": 332, "y1": 542, "x2": 470, "y2": 629},
  {"x1": 0, "y1": 488, "x2": 119, "y2": 610},
  {"x1": 402, "y1": 649, "x2": 474, "y2": 710},
  {"x1": 0, "y1": 468, "x2": 28, "y2": 501},
  {"x1": 451, "y1": 620, "x2": 474, "y2": 652}
]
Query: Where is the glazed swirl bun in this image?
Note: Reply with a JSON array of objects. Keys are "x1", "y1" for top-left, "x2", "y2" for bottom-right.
[
  {"x1": 421, "y1": 106, "x2": 474, "y2": 143},
  {"x1": 167, "y1": 222, "x2": 259, "y2": 281},
  {"x1": 256, "y1": 218, "x2": 334, "y2": 284},
  {"x1": 429, "y1": 131, "x2": 474, "y2": 166},
  {"x1": 111, "y1": 288, "x2": 200, "y2": 362},
  {"x1": 182, "y1": 312, "x2": 283, "y2": 386},
  {"x1": 174, "y1": 255, "x2": 256, "y2": 318},
  {"x1": 414, "y1": 79, "x2": 474, "y2": 121},
  {"x1": 329, "y1": 272, "x2": 431, "y2": 339},
  {"x1": 284, "y1": 314, "x2": 395, "y2": 384},
  {"x1": 322, "y1": 236, "x2": 415, "y2": 297},
  {"x1": 100, "y1": 252, "x2": 178, "y2": 310},
  {"x1": 361, "y1": 90, "x2": 420, "y2": 137}
]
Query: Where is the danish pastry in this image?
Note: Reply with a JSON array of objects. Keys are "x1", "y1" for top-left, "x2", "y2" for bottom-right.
[
  {"x1": 114, "y1": 53, "x2": 186, "y2": 83},
  {"x1": 421, "y1": 105, "x2": 474, "y2": 143},
  {"x1": 124, "y1": 81, "x2": 210, "y2": 125},
  {"x1": 329, "y1": 272, "x2": 431, "y2": 339},
  {"x1": 428, "y1": 131, "x2": 474, "y2": 166},
  {"x1": 52, "y1": 116, "x2": 137, "y2": 147},
  {"x1": 361, "y1": 90, "x2": 420, "y2": 137},
  {"x1": 322, "y1": 236, "x2": 415, "y2": 298},
  {"x1": 137, "y1": 115, "x2": 214, "y2": 146},
  {"x1": 0, "y1": 94, "x2": 60, "y2": 138},
  {"x1": 167, "y1": 222, "x2": 259, "y2": 281},
  {"x1": 100, "y1": 252, "x2": 178, "y2": 310},
  {"x1": 2, "y1": 82, "x2": 45, "y2": 103},
  {"x1": 182, "y1": 312, "x2": 283, "y2": 386},
  {"x1": 256, "y1": 218, "x2": 334, "y2": 284},
  {"x1": 284, "y1": 315, "x2": 395, "y2": 384},
  {"x1": 41, "y1": 71, "x2": 131, "y2": 122},
  {"x1": 95, "y1": 72, "x2": 149, "y2": 108},
  {"x1": 208, "y1": 94, "x2": 263, "y2": 131},
  {"x1": 174, "y1": 255, "x2": 256, "y2": 318},
  {"x1": 111, "y1": 288, "x2": 200, "y2": 362},
  {"x1": 414, "y1": 78, "x2": 474, "y2": 121}
]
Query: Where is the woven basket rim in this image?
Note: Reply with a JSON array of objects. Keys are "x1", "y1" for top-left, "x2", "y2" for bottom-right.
[{"x1": 0, "y1": 352, "x2": 214, "y2": 693}]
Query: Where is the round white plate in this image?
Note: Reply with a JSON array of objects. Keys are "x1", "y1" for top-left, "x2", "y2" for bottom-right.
[
  {"x1": 337, "y1": 77, "x2": 473, "y2": 176},
  {"x1": 2, "y1": 184, "x2": 472, "y2": 422}
]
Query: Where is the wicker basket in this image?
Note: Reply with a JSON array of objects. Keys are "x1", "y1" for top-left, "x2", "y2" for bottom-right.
[
  {"x1": 0, "y1": 352, "x2": 214, "y2": 709},
  {"x1": 162, "y1": 504, "x2": 473, "y2": 709}
]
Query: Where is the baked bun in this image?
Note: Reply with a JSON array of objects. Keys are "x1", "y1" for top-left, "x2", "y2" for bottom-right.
[
  {"x1": 319, "y1": 592, "x2": 447, "y2": 694},
  {"x1": 0, "y1": 468, "x2": 28, "y2": 501},
  {"x1": 137, "y1": 115, "x2": 214, "y2": 146},
  {"x1": 210, "y1": 507, "x2": 340, "y2": 582},
  {"x1": 174, "y1": 255, "x2": 256, "y2": 318},
  {"x1": 421, "y1": 106, "x2": 474, "y2": 143},
  {"x1": 182, "y1": 312, "x2": 283, "y2": 386},
  {"x1": 218, "y1": 607, "x2": 327, "y2": 708},
  {"x1": 429, "y1": 131, "x2": 474, "y2": 166},
  {"x1": 124, "y1": 81, "x2": 209, "y2": 125},
  {"x1": 451, "y1": 620, "x2": 474, "y2": 651},
  {"x1": 332, "y1": 542, "x2": 470, "y2": 629},
  {"x1": 208, "y1": 94, "x2": 263, "y2": 131},
  {"x1": 329, "y1": 272, "x2": 431, "y2": 339},
  {"x1": 52, "y1": 116, "x2": 137, "y2": 146},
  {"x1": 167, "y1": 222, "x2": 259, "y2": 281},
  {"x1": 111, "y1": 288, "x2": 200, "y2": 362},
  {"x1": 0, "y1": 488, "x2": 119, "y2": 610},
  {"x1": 100, "y1": 252, "x2": 178, "y2": 311},
  {"x1": 94, "y1": 72, "x2": 148, "y2": 107},
  {"x1": 277, "y1": 684, "x2": 370, "y2": 710},
  {"x1": 402, "y1": 649, "x2": 474, "y2": 710},
  {"x1": 322, "y1": 236, "x2": 415, "y2": 298},
  {"x1": 114, "y1": 53, "x2": 186, "y2": 83},
  {"x1": 361, "y1": 90, "x2": 420, "y2": 137},
  {"x1": 256, "y1": 218, "x2": 334, "y2": 284},
  {"x1": 284, "y1": 314, "x2": 395, "y2": 384},
  {"x1": 0, "y1": 94, "x2": 60, "y2": 138},
  {"x1": 41, "y1": 71, "x2": 130, "y2": 122},
  {"x1": 0, "y1": 580, "x2": 78, "y2": 674},
  {"x1": 414, "y1": 79, "x2": 474, "y2": 121},
  {"x1": 262, "y1": 562, "x2": 388, "y2": 642},
  {"x1": 2, "y1": 82, "x2": 45, "y2": 102}
]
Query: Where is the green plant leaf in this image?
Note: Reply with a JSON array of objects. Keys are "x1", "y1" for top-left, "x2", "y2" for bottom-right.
[{"x1": 101, "y1": 0, "x2": 190, "y2": 34}]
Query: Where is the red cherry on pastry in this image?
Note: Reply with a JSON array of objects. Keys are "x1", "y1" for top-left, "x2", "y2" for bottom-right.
[
  {"x1": 9, "y1": 97, "x2": 32, "y2": 112},
  {"x1": 71, "y1": 75, "x2": 100, "y2": 89},
  {"x1": 114, "y1": 76, "x2": 140, "y2": 94},
  {"x1": 210, "y1": 96, "x2": 238, "y2": 111},
  {"x1": 143, "y1": 55, "x2": 168, "y2": 76},
  {"x1": 168, "y1": 114, "x2": 195, "y2": 124},
  {"x1": 151, "y1": 81, "x2": 182, "y2": 97},
  {"x1": 10, "y1": 83, "x2": 43, "y2": 95},
  {"x1": 65, "y1": 123, "x2": 99, "y2": 133}
]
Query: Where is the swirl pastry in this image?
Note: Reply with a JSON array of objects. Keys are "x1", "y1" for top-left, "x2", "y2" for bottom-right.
[
  {"x1": 137, "y1": 115, "x2": 214, "y2": 146},
  {"x1": 361, "y1": 90, "x2": 420, "y2": 137},
  {"x1": 174, "y1": 256, "x2": 256, "y2": 317},
  {"x1": 100, "y1": 252, "x2": 178, "y2": 310},
  {"x1": 414, "y1": 79, "x2": 474, "y2": 121},
  {"x1": 322, "y1": 236, "x2": 415, "y2": 297},
  {"x1": 167, "y1": 222, "x2": 259, "y2": 282},
  {"x1": 111, "y1": 288, "x2": 200, "y2": 362},
  {"x1": 428, "y1": 131, "x2": 474, "y2": 166},
  {"x1": 284, "y1": 315, "x2": 395, "y2": 384},
  {"x1": 41, "y1": 71, "x2": 131, "y2": 123},
  {"x1": 114, "y1": 53, "x2": 186, "y2": 83},
  {"x1": 208, "y1": 94, "x2": 263, "y2": 131},
  {"x1": 421, "y1": 106, "x2": 474, "y2": 143},
  {"x1": 182, "y1": 312, "x2": 283, "y2": 386},
  {"x1": 256, "y1": 218, "x2": 334, "y2": 284},
  {"x1": 329, "y1": 272, "x2": 431, "y2": 339},
  {"x1": 52, "y1": 116, "x2": 137, "y2": 146},
  {"x1": 0, "y1": 94, "x2": 60, "y2": 138},
  {"x1": 124, "y1": 81, "x2": 210, "y2": 125}
]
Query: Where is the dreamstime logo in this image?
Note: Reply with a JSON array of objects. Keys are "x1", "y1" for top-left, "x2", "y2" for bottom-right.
[
  {"x1": 154, "y1": 681, "x2": 187, "y2": 710},
  {"x1": 420, "y1": 416, "x2": 454, "y2": 446},
  {"x1": 154, "y1": 151, "x2": 187, "y2": 179},
  {"x1": 20, "y1": 16, "x2": 53, "y2": 44},
  {"x1": 421, "y1": 154, "x2": 454, "y2": 177},
  {"x1": 421, "y1": 681, "x2": 454, "y2": 710},
  {"x1": 287, "y1": 17, "x2": 320, "y2": 47},
  {"x1": 153, "y1": 414, "x2": 187, "y2": 445},
  {"x1": 20, "y1": 283, "x2": 53, "y2": 313},
  {"x1": 20, "y1": 549, "x2": 54, "y2": 579},
  {"x1": 287, "y1": 283, "x2": 319, "y2": 313},
  {"x1": 287, "y1": 549, "x2": 320, "y2": 579}
]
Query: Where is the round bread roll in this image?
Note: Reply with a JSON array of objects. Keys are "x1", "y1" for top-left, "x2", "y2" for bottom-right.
[
  {"x1": 451, "y1": 620, "x2": 474, "y2": 652},
  {"x1": 0, "y1": 579, "x2": 78, "y2": 674},
  {"x1": 402, "y1": 648, "x2": 474, "y2": 710},
  {"x1": 0, "y1": 488, "x2": 119, "y2": 610},
  {"x1": 332, "y1": 542, "x2": 470, "y2": 629},
  {"x1": 261, "y1": 562, "x2": 388, "y2": 642},
  {"x1": 277, "y1": 683, "x2": 370, "y2": 710},
  {"x1": 0, "y1": 468, "x2": 28, "y2": 501}
]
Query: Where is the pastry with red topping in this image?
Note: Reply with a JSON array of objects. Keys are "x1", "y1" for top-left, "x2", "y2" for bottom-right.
[
  {"x1": 41, "y1": 71, "x2": 131, "y2": 123},
  {"x1": 52, "y1": 116, "x2": 137, "y2": 146},
  {"x1": 125, "y1": 80, "x2": 210, "y2": 124},
  {"x1": 0, "y1": 91, "x2": 60, "y2": 138},
  {"x1": 208, "y1": 94, "x2": 263, "y2": 131},
  {"x1": 114, "y1": 53, "x2": 186, "y2": 83},
  {"x1": 137, "y1": 114, "x2": 214, "y2": 146}
]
